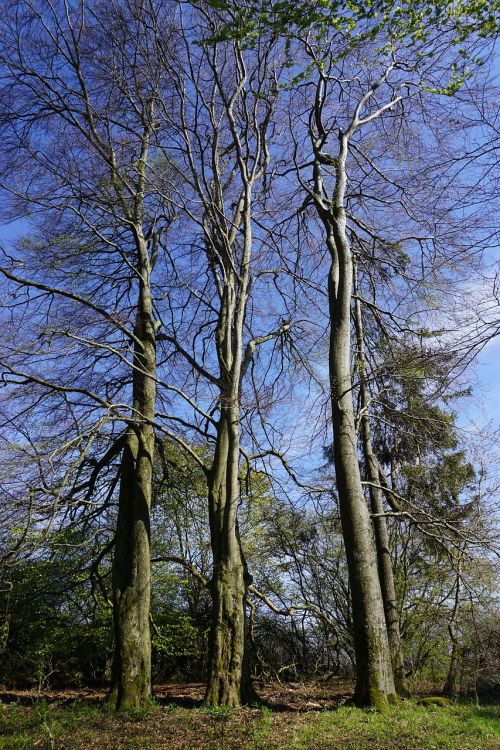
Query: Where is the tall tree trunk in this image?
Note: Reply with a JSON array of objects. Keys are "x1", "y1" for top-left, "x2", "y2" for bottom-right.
[
  {"x1": 353, "y1": 271, "x2": 408, "y2": 697},
  {"x1": 205, "y1": 409, "x2": 255, "y2": 707},
  {"x1": 109, "y1": 243, "x2": 156, "y2": 710},
  {"x1": 204, "y1": 208, "x2": 257, "y2": 705},
  {"x1": 324, "y1": 130, "x2": 396, "y2": 709}
]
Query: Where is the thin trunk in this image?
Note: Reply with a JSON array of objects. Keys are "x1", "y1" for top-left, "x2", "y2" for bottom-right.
[
  {"x1": 353, "y1": 270, "x2": 408, "y2": 697},
  {"x1": 324, "y1": 130, "x2": 396, "y2": 709},
  {"x1": 109, "y1": 235, "x2": 156, "y2": 710},
  {"x1": 444, "y1": 561, "x2": 462, "y2": 700}
]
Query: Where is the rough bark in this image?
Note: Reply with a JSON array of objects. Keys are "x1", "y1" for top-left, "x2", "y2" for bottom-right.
[
  {"x1": 205, "y1": 433, "x2": 254, "y2": 706},
  {"x1": 353, "y1": 273, "x2": 408, "y2": 697},
  {"x1": 204, "y1": 292, "x2": 256, "y2": 707},
  {"x1": 109, "y1": 233, "x2": 156, "y2": 710},
  {"x1": 109, "y1": 428, "x2": 153, "y2": 710}
]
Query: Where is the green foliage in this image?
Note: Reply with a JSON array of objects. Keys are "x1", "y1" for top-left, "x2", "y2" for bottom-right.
[
  {"x1": 205, "y1": 0, "x2": 498, "y2": 100},
  {"x1": 0, "y1": 538, "x2": 113, "y2": 688},
  {"x1": 208, "y1": 0, "x2": 499, "y2": 72},
  {"x1": 152, "y1": 613, "x2": 199, "y2": 658},
  {"x1": 209, "y1": 0, "x2": 499, "y2": 42}
]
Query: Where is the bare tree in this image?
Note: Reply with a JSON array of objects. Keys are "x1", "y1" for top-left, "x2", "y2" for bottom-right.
[
  {"x1": 282, "y1": 19, "x2": 496, "y2": 704},
  {"x1": 0, "y1": 0, "x2": 177, "y2": 709},
  {"x1": 152, "y1": 6, "x2": 290, "y2": 705}
]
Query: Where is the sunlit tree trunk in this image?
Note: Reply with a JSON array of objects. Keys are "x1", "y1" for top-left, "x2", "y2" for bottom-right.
[
  {"x1": 353, "y1": 268, "x2": 408, "y2": 697},
  {"x1": 109, "y1": 227, "x2": 157, "y2": 709},
  {"x1": 205, "y1": 411, "x2": 254, "y2": 706},
  {"x1": 306, "y1": 63, "x2": 399, "y2": 708},
  {"x1": 443, "y1": 558, "x2": 462, "y2": 700},
  {"x1": 165, "y1": 25, "x2": 277, "y2": 705},
  {"x1": 314, "y1": 129, "x2": 396, "y2": 708},
  {"x1": 328, "y1": 256, "x2": 395, "y2": 706},
  {"x1": 204, "y1": 213, "x2": 257, "y2": 705}
]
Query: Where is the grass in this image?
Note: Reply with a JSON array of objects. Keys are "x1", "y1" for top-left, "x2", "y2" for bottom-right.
[
  {"x1": 0, "y1": 694, "x2": 498, "y2": 750},
  {"x1": 277, "y1": 702, "x2": 500, "y2": 750}
]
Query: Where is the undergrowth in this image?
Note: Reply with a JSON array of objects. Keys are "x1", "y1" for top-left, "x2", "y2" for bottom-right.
[{"x1": 0, "y1": 696, "x2": 498, "y2": 750}]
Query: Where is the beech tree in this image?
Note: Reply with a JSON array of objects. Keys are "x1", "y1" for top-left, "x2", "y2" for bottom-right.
[
  {"x1": 150, "y1": 6, "x2": 291, "y2": 705},
  {"x1": 0, "y1": 0, "x2": 177, "y2": 709},
  {"x1": 207, "y1": 0, "x2": 499, "y2": 709}
]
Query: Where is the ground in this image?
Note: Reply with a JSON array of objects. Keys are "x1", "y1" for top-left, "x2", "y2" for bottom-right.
[{"x1": 0, "y1": 681, "x2": 499, "y2": 749}]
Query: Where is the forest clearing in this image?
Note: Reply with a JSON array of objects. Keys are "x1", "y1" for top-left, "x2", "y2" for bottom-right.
[
  {"x1": 1, "y1": 682, "x2": 499, "y2": 750},
  {"x1": 1, "y1": 0, "x2": 500, "y2": 747}
]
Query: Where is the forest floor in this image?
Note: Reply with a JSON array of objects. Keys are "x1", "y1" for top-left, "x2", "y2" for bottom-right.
[{"x1": 0, "y1": 680, "x2": 499, "y2": 750}]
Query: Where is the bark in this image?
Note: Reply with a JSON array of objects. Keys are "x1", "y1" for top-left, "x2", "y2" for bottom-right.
[
  {"x1": 443, "y1": 561, "x2": 462, "y2": 700},
  {"x1": 204, "y1": 297, "x2": 256, "y2": 707},
  {"x1": 353, "y1": 273, "x2": 408, "y2": 697},
  {"x1": 109, "y1": 235, "x2": 156, "y2": 710},
  {"x1": 322, "y1": 128, "x2": 396, "y2": 709},
  {"x1": 205, "y1": 446, "x2": 254, "y2": 707},
  {"x1": 444, "y1": 640, "x2": 461, "y2": 700}
]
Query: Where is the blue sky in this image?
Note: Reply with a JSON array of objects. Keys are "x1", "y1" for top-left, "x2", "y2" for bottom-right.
[{"x1": 463, "y1": 336, "x2": 500, "y2": 426}]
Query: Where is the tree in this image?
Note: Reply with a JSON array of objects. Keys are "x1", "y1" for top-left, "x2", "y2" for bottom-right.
[
  {"x1": 0, "y1": 529, "x2": 113, "y2": 690},
  {"x1": 151, "y1": 6, "x2": 291, "y2": 704},
  {"x1": 296, "y1": 54, "x2": 403, "y2": 708},
  {"x1": 0, "y1": 0, "x2": 177, "y2": 709},
  {"x1": 0, "y1": 0, "x2": 498, "y2": 713},
  {"x1": 206, "y1": 0, "x2": 499, "y2": 709},
  {"x1": 353, "y1": 261, "x2": 407, "y2": 696}
]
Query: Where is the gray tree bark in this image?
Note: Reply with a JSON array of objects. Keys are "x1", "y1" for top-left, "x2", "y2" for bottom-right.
[
  {"x1": 172, "y1": 33, "x2": 276, "y2": 704},
  {"x1": 205, "y1": 412, "x2": 254, "y2": 707},
  {"x1": 204, "y1": 222, "x2": 257, "y2": 706},
  {"x1": 353, "y1": 268, "x2": 408, "y2": 697},
  {"x1": 310, "y1": 123, "x2": 396, "y2": 708},
  {"x1": 306, "y1": 64, "x2": 399, "y2": 708},
  {"x1": 108, "y1": 130, "x2": 157, "y2": 709},
  {"x1": 443, "y1": 559, "x2": 462, "y2": 700},
  {"x1": 328, "y1": 250, "x2": 396, "y2": 707}
]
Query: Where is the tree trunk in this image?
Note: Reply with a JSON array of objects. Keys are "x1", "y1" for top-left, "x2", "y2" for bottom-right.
[
  {"x1": 444, "y1": 641, "x2": 461, "y2": 700},
  {"x1": 203, "y1": 174, "x2": 258, "y2": 706},
  {"x1": 329, "y1": 288, "x2": 396, "y2": 706},
  {"x1": 443, "y1": 561, "x2": 462, "y2": 700},
  {"x1": 109, "y1": 428, "x2": 153, "y2": 710},
  {"x1": 205, "y1": 551, "x2": 253, "y2": 706},
  {"x1": 109, "y1": 247, "x2": 156, "y2": 710},
  {"x1": 205, "y1": 413, "x2": 255, "y2": 707},
  {"x1": 353, "y1": 274, "x2": 408, "y2": 697},
  {"x1": 362, "y1": 451, "x2": 408, "y2": 697},
  {"x1": 325, "y1": 131, "x2": 396, "y2": 708}
]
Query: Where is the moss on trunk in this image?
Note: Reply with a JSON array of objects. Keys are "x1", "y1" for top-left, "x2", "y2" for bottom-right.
[
  {"x1": 205, "y1": 414, "x2": 256, "y2": 707},
  {"x1": 109, "y1": 270, "x2": 156, "y2": 711},
  {"x1": 108, "y1": 431, "x2": 153, "y2": 711}
]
